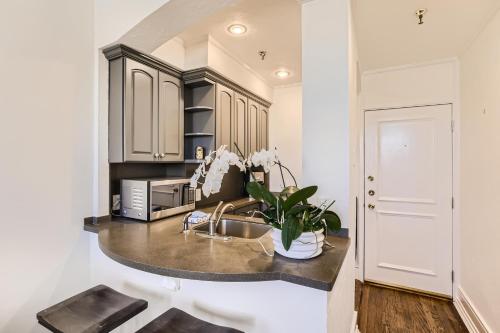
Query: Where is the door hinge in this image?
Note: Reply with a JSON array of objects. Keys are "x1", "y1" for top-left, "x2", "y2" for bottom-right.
[
  {"x1": 452, "y1": 197, "x2": 454, "y2": 209},
  {"x1": 451, "y1": 120, "x2": 455, "y2": 132},
  {"x1": 452, "y1": 270, "x2": 455, "y2": 282}
]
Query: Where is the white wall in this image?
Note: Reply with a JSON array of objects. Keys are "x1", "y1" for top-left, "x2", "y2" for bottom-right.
[
  {"x1": 160, "y1": 35, "x2": 274, "y2": 102},
  {"x1": 206, "y1": 37, "x2": 274, "y2": 102},
  {"x1": 151, "y1": 37, "x2": 186, "y2": 69},
  {"x1": 459, "y1": 8, "x2": 500, "y2": 331},
  {"x1": 302, "y1": 0, "x2": 350, "y2": 226},
  {"x1": 0, "y1": 1, "x2": 94, "y2": 331},
  {"x1": 302, "y1": 0, "x2": 357, "y2": 330},
  {"x1": 269, "y1": 84, "x2": 303, "y2": 192},
  {"x1": 362, "y1": 60, "x2": 458, "y2": 110}
]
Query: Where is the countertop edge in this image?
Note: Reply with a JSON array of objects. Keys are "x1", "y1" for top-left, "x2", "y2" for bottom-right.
[
  {"x1": 98, "y1": 235, "x2": 350, "y2": 292},
  {"x1": 87, "y1": 197, "x2": 351, "y2": 292}
]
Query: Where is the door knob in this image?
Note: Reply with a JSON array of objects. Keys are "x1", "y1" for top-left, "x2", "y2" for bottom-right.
[
  {"x1": 368, "y1": 190, "x2": 375, "y2": 196},
  {"x1": 367, "y1": 175, "x2": 374, "y2": 182},
  {"x1": 368, "y1": 204, "x2": 375, "y2": 210}
]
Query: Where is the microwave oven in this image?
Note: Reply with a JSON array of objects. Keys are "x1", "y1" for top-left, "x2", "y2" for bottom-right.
[{"x1": 120, "y1": 178, "x2": 195, "y2": 221}]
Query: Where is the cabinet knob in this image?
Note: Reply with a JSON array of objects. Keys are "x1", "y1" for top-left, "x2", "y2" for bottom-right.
[
  {"x1": 160, "y1": 153, "x2": 165, "y2": 158},
  {"x1": 367, "y1": 204, "x2": 375, "y2": 210},
  {"x1": 153, "y1": 153, "x2": 159, "y2": 158}
]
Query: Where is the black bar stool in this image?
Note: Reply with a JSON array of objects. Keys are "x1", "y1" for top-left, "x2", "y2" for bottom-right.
[
  {"x1": 37, "y1": 285, "x2": 148, "y2": 333},
  {"x1": 137, "y1": 308, "x2": 243, "y2": 333}
]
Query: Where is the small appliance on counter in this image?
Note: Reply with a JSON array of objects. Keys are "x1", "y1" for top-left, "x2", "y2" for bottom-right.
[{"x1": 121, "y1": 178, "x2": 195, "y2": 221}]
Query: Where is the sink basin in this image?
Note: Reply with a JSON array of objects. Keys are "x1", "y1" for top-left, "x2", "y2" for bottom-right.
[{"x1": 193, "y1": 219, "x2": 271, "y2": 240}]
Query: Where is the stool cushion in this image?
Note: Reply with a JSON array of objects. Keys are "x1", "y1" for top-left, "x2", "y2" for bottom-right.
[
  {"x1": 136, "y1": 308, "x2": 243, "y2": 333},
  {"x1": 37, "y1": 284, "x2": 148, "y2": 333}
]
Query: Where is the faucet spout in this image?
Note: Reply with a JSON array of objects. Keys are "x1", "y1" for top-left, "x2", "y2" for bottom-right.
[
  {"x1": 208, "y1": 201, "x2": 235, "y2": 236},
  {"x1": 208, "y1": 201, "x2": 224, "y2": 236},
  {"x1": 215, "y1": 203, "x2": 235, "y2": 229}
]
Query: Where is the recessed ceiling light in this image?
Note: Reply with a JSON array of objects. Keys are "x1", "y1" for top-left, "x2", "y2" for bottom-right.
[
  {"x1": 227, "y1": 24, "x2": 247, "y2": 35},
  {"x1": 275, "y1": 70, "x2": 291, "y2": 79}
]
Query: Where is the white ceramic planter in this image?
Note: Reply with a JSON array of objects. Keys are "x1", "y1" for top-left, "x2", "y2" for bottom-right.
[{"x1": 271, "y1": 228, "x2": 325, "y2": 259}]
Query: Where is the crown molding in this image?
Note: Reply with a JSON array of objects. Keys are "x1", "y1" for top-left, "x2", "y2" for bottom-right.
[
  {"x1": 103, "y1": 44, "x2": 183, "y2": 78},
  {"x1": 183, "y1": 67, "x2": 272, "y2": 107}
]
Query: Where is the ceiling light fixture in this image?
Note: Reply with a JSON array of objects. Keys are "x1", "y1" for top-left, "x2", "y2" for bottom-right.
[
  {"x1": 415, "y1": 8, "x2": 427, "y2": 25},
  {"x1": 275, "y1": 70, "x2": 290, "y2": 79},
  {"x1": 227, "y1": 24, "x2": 247, "y2": 35}
]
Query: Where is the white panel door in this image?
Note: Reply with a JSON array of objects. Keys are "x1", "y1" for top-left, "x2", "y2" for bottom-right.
[{"x1": 364, "y1": 104, "x2": 453, "y2": 296}]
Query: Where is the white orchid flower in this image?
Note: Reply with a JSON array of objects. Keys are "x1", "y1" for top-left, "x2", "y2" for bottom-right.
[{"x1": 191, "y1": 145, "x2": 281, "y2": 198}]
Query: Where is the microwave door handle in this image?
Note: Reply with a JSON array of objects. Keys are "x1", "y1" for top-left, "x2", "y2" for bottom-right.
[{"x1": 152, "y1": 190, "x2": 175, "y2": 194}]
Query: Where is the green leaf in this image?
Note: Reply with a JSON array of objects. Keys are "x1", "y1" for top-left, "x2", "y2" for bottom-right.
[
  {"x1": 281, "y1": 215, "x2": 303, "y2": 251},
  {"x1": 310, "y1": 200, "x2": 335, "y2": 224},
  {"x1": 282, "y1": 186, "x2": 318, "y2": 212},
  {"x1": 285, "y1": 204, "x2": 310, "y2": 217},
  {"x1": 246, "y1": 182, "x2": 277, "y2": 207},
  {"x1": 323, "y1": 211, "x2": 341, "y2": 232}
]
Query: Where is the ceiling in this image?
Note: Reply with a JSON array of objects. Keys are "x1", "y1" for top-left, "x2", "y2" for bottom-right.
[
  {"x1": 354, "y1": 0, "x2": 500, "y2": 71},
  {"x1": 178, "y1": 0, "x2": 301, "y2": 86}
]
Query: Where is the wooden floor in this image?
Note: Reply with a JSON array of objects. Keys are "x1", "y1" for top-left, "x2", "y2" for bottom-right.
[{"x1": 356, "y1": 281, "x2": 468, "y2": 333}]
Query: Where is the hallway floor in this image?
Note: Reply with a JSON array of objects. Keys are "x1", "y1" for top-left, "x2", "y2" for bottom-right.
[{"x1": 356, "y1": 281, "x2": 468, "y2": 333}]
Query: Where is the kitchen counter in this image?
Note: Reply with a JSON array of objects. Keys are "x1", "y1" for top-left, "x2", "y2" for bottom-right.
[{"x1": 86, "y1": 198, "x2": 350, "y2": 291}]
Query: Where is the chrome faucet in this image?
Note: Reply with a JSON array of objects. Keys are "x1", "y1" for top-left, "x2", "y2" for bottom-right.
[
  {"x1": 208, "y1": 201, "x2": 235, "y2": 236},
  {"x1": 181, "y1": 212, "x2": 193, "y2": 233}
]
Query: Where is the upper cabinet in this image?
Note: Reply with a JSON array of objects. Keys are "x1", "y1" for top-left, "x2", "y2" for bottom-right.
[
  {"x1": 184, "y1": 68, "x2": 271, "y2": 161},
  {"x1": 215, "y1": 83, "x2": 234, "y2": 150},
  {"x1": 232, "y1": 92, "x2": 248, "y2": 156},
  {"x1": 123, "y1": 59, "x2": 158, "y2": 162},
  {"x1": 258, "y1": 105, "x2": 269, "y2": 151},
  {"x1": 248, "y1": 99, "x2": 259, "y2": 154},
  {"x1": 215, "y1": 84, "x2": 265, "y2": 158},
  {"x1": 158, "y1": 71, "x2": 183, "y2": 162},
  {"x1": 104, "y1": 45, "x2": 184, "y2": 163},
  {"x1": 104, "y1": 45, "x2": 271, "y2": 164}
]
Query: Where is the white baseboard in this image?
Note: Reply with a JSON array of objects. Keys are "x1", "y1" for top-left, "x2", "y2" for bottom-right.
[
  {"x1": 454, "y1": 287, "x2": 491, "y2": 333},
  {"x1": 350, "y1": 310, "x2": 359, "y2": 333}
]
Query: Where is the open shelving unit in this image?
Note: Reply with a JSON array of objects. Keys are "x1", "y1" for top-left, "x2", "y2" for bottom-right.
[{"x1": 184, "y1": 79, "x2": 216, "y2": 163}]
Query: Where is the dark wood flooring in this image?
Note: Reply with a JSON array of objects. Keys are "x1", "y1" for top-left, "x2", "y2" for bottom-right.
[{"x1": 356, "y1": 281, "x2": 468, "y2": 333}]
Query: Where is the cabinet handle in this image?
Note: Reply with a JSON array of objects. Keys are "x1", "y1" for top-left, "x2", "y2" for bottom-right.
[
  {"x1": 153, "y1": 153, "x2": 159, "y2": 159},
  {"x1": 160, "y1": 153, "x2": 165, "y2": 158}
]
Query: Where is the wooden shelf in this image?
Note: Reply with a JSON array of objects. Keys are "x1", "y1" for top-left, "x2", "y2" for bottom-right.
[
  {"x1": 184, "y1": 106, "x2": 214, "y2": 112},
  {"x1": 184, "y1": 132, "x2": 214, "y2": 137}
]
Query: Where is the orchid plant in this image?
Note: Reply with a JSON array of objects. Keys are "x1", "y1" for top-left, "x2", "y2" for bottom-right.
[
  {"x1": 190, "y1": 145, "x2": 278, "y2": 197},
  {"x1": 190, "y1": 145, "x2": 341, "y2": 250}
]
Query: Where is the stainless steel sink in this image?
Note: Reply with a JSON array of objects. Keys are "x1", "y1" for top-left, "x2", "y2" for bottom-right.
[{"x1": 193, "y1": 219, "x2": 271, "y2": 240}]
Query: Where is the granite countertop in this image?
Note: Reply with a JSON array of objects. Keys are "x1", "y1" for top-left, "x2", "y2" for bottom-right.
[{"x1": 86, "y1": 197, "x2": 350, "y2": 291}]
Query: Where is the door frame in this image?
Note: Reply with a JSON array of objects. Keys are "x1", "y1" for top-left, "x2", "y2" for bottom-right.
[{"x1": 357, "y1": 102, "x2": 460, "y2": 298}]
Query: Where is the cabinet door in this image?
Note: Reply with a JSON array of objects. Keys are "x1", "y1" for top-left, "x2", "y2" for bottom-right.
[
  {"x1": 215, "y1": 84, "x2": 234, "y2": 149},
  {"x1": 124, "y1": 58, "x2": 158, "y2": 162},
  {"x1": 158, "y1": 71, "x2": 184, "y2": 162},
  {"x1": 233, "y1": 93, "x2": 247, "y2": 156},
  {"x1": 258, "y1": 105, "x2": 269, "y2": 150},
  {"x1": 248, "y1": 99, "x2": 259, "y2": 154}
]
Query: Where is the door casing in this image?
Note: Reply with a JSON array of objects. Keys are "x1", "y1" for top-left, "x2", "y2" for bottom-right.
[{"x1": 358, "y1": 103, "x2": 459, "y2": 299}]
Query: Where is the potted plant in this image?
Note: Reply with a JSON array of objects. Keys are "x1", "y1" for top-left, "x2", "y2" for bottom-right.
[{"x1": 190, "y1": 145, "x2": 341, "y2": 259}]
